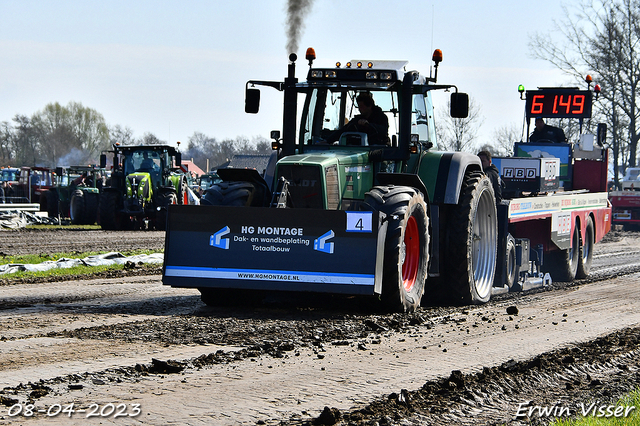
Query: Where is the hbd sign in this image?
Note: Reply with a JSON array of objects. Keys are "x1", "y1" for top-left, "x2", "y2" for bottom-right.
[{"x1": 503, "y1": 167, "x2": 537, "y2": 180}]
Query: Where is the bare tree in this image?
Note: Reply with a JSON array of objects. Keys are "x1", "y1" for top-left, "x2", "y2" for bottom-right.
[
  {"x1": 0, "y1": 121, "x2": 14, "y2": 166},
  {"x1": 137, "y1": 132, "x2": 166, "y2": 145},
  {"x1": 108, "y1": 124, "x2": 136, "y2": 146},
  {"x1": 436, "y1": 97, "x2": 484, "y2": 152},
  {"x1": 489, "y1": 123, "x2": 524, "y2": 156},
  {"x1": 12, "y1": 115, "x2": 40, "y2": 166}
]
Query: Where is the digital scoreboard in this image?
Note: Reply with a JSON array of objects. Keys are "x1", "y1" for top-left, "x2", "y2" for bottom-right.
[{"x1": 525, "y1": 90, "x2": 593, "y2": 119}]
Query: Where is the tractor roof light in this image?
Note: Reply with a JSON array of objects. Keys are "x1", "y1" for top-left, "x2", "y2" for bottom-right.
[
  {"x1": 432, "y1": 49, "x2": 443, "y2": 65},
  {"x1": 306, "y1": 47, "x2": 316, "y2": 66},
  {"x1": 518, "y1": 84, "x2": 525, "y2": 100}
]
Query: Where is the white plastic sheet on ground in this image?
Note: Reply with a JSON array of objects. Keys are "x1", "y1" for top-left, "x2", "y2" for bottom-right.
[
  {"x1": 0, "y1": 252, "x2": 164, "y2": 275},
  {"x1": 0, "y1": 210, "x2": 58, "y2": 229}
]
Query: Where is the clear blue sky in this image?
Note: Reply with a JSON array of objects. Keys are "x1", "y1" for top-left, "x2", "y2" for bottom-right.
[{"x1": 0, "y1": 0, "x2": 576, "y2": 150}]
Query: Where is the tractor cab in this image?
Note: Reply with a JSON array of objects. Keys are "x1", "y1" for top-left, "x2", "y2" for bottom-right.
[
  {"x1": 239, "y1": 48, "x2": 470, "y2": 210},
  {"x1": 246, "y1": 49, "x2": 468, "y2": 161}
]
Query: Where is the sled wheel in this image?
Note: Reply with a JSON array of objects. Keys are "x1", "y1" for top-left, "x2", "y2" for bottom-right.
[
  {"x1": 544, "y1": 221, "x2": 580, "y2": 282},
  {"x1": 576, "y1": 216, "x2": 594, "y2": 279},
  {"x1": 445, "y1": 171, "x2": 497, "y2": 305},
  {"x1": 505, "y1": 234, "x2": 521, "y2": 291},
  {"x1": 363, "y1": 186, "x2": 429, "y2": 313}
]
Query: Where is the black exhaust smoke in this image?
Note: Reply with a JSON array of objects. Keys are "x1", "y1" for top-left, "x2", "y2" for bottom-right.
[{"x1": 285, "y1": 0, "x2": 314, "y2": 55}]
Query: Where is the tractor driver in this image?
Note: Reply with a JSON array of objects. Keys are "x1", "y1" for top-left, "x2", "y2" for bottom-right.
[
  {"x1": 138, "y1": 152, "x2": 158, "y2": 172},
  {"x1": 326, "y1": 92, "x2": 390, "y2": 146}
]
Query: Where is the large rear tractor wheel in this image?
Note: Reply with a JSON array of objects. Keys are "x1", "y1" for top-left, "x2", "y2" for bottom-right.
[
  {"x1": 70, "y1": 190, "x2": 86, "y2": 225},
  {"x1": 576, "y1": 216, "x2": 595, "y2": 278},
  {"x1": 444, "y1": 171, "x2": 498, "y2": 305},
  {"x1": 363, "y1": 186, "x2": 429, "y2": 313},
  {"x1": 544, "y1": 221, "x2": 580, "y2": 282}
]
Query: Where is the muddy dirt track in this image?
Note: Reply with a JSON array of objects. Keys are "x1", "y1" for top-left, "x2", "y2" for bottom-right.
[{"x1": 0, "y1": 228, "x2": 639, "y2": 425}]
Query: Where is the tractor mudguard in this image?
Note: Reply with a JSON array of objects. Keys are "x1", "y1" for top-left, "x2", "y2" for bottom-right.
[
  {"x1": 163, "y1": 205, "x2": 383, "y2": 296},
  {"x1": 418, "y1": 152, "x2": 483, "y2": 205}
]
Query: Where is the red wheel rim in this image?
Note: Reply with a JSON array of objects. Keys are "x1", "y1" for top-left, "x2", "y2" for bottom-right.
[{"x1": 402, "y1": 215, "x2": 420, "y2": 291}]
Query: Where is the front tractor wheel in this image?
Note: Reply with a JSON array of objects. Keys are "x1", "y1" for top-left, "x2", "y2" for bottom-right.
[{"x1": 363, "y1": 186, "x2": 429, "y2": 313}]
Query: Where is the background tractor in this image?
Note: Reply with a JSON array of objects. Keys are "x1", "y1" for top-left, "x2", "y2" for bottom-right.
[
  {"x1": 99, "y1": 144, "x2": 192, "y2": 230},
  {"x1": 46, "y1": 165, "x2": 105, "y2": 224}
]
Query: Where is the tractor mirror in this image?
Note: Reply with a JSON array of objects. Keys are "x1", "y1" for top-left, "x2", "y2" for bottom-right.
[
  {"x1": 245, "y1": 88, "x2": 261, "y2": 114},
  {"x1": 450, "y1": 92, "x2": 469, "y2": 118},
  {"x1": 55, "y1": 167, "x2": 63, "y2": 177},
  {"x1": 99, "y1": 154, "x2": 107, "y2": 169},
  {"x1": 175, "y1": 152, "x2": 182, "y2": 168}
]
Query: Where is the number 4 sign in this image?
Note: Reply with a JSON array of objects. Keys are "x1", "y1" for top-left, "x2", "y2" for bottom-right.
[{"x1": 346, "y1": 212, "x2": 373, "y2": 233}]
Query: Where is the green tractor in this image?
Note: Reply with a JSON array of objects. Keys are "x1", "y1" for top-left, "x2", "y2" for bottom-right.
[
  {"x1": 163, "y1": 49, "x2": 497, "y2": 312},
  {"x1": 99, "y1": 144, "x2": 191, "y2": 230},
  {"x1": 46, "y1": 165, "x2": 105, "y2": 225}
]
